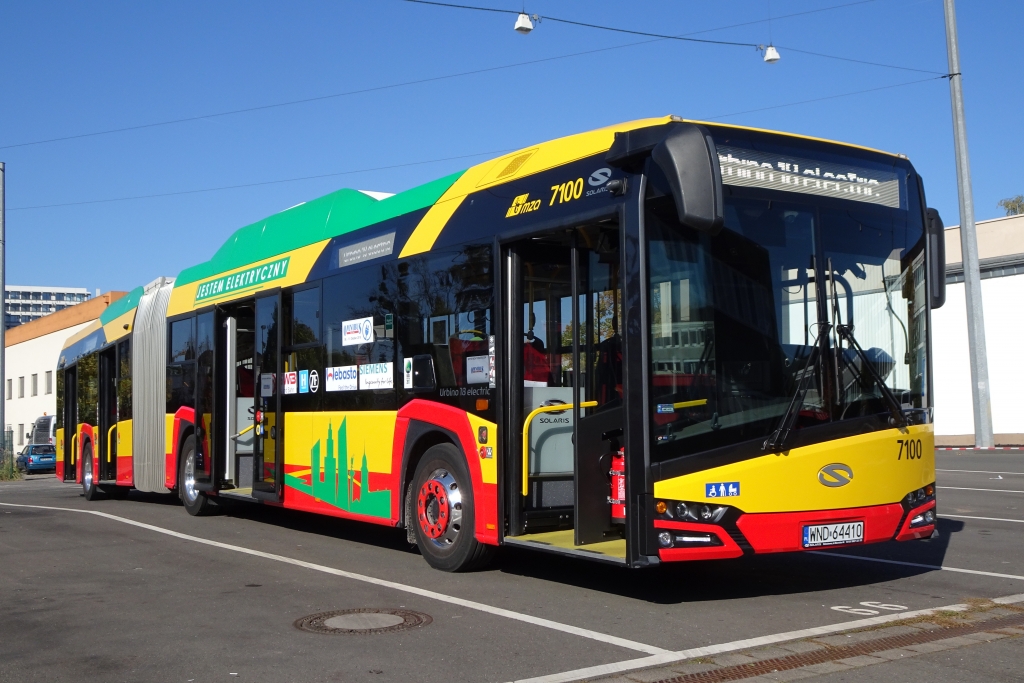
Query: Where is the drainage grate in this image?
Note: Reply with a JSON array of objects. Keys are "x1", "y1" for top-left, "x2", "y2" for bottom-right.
[
  {"x1": 294, "y1": 608, "x2": 432, "y2": 635},
  {"x1": 649, "y1": 611, "x2": 1024, "y2": 683}
]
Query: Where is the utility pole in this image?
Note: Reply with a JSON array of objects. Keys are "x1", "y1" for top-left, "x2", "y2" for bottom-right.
[{"x1": 943, "y1": 0, "x2": 993, "y2": 448}]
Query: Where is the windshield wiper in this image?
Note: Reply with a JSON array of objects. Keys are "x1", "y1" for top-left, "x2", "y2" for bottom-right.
[
  {"x1": 764, "y1": 323, "x2": 828, "y2": 452},
  {"x1": 835, "y1": 324, "x2": 908, "y2": 428}
]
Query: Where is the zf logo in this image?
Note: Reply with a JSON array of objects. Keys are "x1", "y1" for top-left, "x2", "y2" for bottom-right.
[{"x1": 506, "y1": 193, "x2": 542, "y2": 218}]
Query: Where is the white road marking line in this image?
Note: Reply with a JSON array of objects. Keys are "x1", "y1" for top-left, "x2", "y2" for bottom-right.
[
  {"x1": 938, "y1": 469, "x2": 1024, "y2": 476},
  {"x1": 943, "y1": 514, "x2": 1024, "y2": 524},
  {"x1": 511, "y1": 593, "x2": 1024, "y2": 683},
  {"x1": 938, "y1": 486, "x2": 1024, "y2": 494},
  {"x1": 812, "y1": 551, "x2": 1024, "y2": 581},
  {"x1": 0, "y1": 502, "x2": 668, "y2": 656}
]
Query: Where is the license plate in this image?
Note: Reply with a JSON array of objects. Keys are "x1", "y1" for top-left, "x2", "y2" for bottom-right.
[
  {"x1": 40, "y1": 457, "x2": 54, "y2": 462},
  {"x1": 803, "y1": 521, "x2": 864, "y2": 548}
]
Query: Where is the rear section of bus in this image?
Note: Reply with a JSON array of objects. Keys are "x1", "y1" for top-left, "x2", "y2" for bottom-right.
[{"x1": 643, "y1": 123, "x2": 944, "y2": 561}]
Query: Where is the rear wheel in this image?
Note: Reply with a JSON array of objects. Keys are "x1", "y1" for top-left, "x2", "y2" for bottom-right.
[
  {"x1": 82, "y1": 443, "x2": 103, "y2": 501},
  {"x1": 179, "y1": 436, "x2": 218, "y2": 516},
  {"x1": 411, "y1": 443, "x2": 494, "y2": 572}
]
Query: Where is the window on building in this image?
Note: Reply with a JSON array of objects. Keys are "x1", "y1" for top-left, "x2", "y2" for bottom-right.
[
  {"x1": 42, "y1": 292, "x2": 51, "y2": 301},
  {"x1": 18, "y1": 425, "x2": 24, "y2": 446},
  {"x1": 45, "y1": 371, "x2": 53, "y2": 395},
  {"x1": 5, "y1": 379, "x2": 10, "y2": 400},
  {"x1": 18, "y1": 376, "x2": 24, "y2": 398},
  {"x1": 55, "y1": 292, "x2": 65, "y2": 301},
  {"x1": 31, "y1": 374, "x2": 38, "y2": 397},
  {"x1": 31, "y1": 292, "x2": 41, "y2": 300}
]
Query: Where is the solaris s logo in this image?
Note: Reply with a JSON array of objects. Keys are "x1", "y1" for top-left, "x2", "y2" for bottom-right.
[{"x1": 817, "y1": 463, "x2": 854, "y2": 487}]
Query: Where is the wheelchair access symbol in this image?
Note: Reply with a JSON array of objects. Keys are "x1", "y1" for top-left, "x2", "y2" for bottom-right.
[{"x1": 705, "y1": 482, "x2": 740, "y2": 498}]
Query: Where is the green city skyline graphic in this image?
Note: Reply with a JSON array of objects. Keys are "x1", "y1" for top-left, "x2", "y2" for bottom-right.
[{"x1": 284, "y1": 418, "x2": 391, "y2": 519}]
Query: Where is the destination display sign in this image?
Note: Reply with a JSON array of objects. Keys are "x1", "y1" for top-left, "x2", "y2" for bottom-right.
[{"x1": 717, "y1": 146, "x2": 902, "y2": 208}]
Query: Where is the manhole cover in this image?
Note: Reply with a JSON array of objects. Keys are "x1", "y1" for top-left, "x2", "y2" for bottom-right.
[{"x1": 294, "y1": 608, "x2": 431, "y2": 635}]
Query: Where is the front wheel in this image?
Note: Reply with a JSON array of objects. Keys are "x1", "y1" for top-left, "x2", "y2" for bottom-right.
[
  {"x1": 411, "y1": 444, "x2": 494, "y2": 572},
  {"x1": 82, "y1": 443, "x2": 103, "y2": 501},
  {"x1": 179, "y1": 436, "x2": 217, "y2": 516}
]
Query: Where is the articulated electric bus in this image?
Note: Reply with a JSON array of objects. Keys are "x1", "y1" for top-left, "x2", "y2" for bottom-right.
[{"x1": 56, "y1": 116, "x2": 945, "y2": 571}]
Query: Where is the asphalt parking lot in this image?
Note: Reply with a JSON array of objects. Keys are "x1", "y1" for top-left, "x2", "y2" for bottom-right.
[{"x1": 1, "y1": 450, "x2": 1021, "y2": 683}]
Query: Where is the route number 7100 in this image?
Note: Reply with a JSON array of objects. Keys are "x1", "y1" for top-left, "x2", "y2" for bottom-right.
[{"x1": 897, "y1": 438, "x2": 923, "y2": 460}]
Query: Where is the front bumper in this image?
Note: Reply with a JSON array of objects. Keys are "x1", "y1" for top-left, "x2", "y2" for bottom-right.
[{"x1": 655, "y1": 498, "x2": 936, "y2": 562}]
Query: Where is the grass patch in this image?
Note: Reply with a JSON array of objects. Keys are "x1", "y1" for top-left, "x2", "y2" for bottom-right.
[{"x1": 0, "y1": 457, "x2": 22, "y2": 481}]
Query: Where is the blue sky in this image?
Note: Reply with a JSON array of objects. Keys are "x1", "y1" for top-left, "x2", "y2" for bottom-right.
[{"x1": 2, "y1": 0, "x2": 1020, "y2": 293}]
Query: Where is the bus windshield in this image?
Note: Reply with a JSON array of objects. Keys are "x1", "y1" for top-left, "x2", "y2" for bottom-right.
[{"x1": 646, "y1": 137, "x2": 928, "y2": 463}]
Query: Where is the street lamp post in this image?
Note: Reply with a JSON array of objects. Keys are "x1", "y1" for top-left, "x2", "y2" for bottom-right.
[
  {"x1": 943, "y1": 0, "x2": 994, "y2": 448},
  {"x1": 0, "y1": 162, "x2": 6, "y2": 460}
]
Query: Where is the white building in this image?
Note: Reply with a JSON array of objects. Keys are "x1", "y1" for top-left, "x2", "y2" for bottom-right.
[
  {"x1": 5, "y1": 285, "x2": 94, "y2": 330},
  {"x1": 933, "y1": 213, "x2": 1024, "y2": 446},
  {"x1": 4, "y1": 292, "x2": 125, "y2": 447}
]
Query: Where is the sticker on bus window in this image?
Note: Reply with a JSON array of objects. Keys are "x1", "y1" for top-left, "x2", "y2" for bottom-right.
[
  {"x1": 298, "y1": 370, "x2": 309, "y2": 394},
  {"x1": 342, "y1": 317, "x2": 375, "y2": 346},
  {"x1": 403, "y1": 358, "x2": 413, "y2": 389},
  {"x1": 283, "y1": 371, "x2": 298, "y2": 395},
  {"x1": 466, "y1": 355, "x2": 490, "y2": 385},
  {"x1": 359, "y1": 362, "x2": 394, "y2": 390},
  {"x1": 260, "y1": 373, "x2": 276, "y2": 397},
  {"x1": 326, "y1": 366, "x2": 358, "y2": 392}
]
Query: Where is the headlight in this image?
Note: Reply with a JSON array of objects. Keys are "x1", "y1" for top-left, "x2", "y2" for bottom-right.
[{"x1": 657, "y1": 531, "x2": 673, "y2": 548}]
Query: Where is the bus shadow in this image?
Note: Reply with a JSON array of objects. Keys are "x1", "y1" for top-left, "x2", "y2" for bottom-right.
[
  {"x1": 491, "y1": 517, "x2": 968, "y2": 605},
  {"x1": 118, "y1": 491, "x2": 968, "y2": 605}
]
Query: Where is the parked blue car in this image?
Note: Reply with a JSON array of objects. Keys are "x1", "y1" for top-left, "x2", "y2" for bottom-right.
[{"x1": 16, "y1": 444, "x2": 57, "y2": 473}]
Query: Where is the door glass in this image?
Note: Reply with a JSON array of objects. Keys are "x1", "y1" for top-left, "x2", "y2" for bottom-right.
[
  {"x1": 195, "y1": 312, "x2": 215, "y2": 482},
  {"x1": 520, "y1": 245, "x2": 575, "y2": 510},
  {"x1": 578, "y1": 232, "x2": 623, "y2": 412},
  {"x1": 254, "y1": 296, "x2": 280, "y2": 492}
]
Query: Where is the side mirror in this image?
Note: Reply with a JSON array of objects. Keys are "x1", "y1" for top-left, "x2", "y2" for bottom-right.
[
  {"x1": 411, "y1": 354, "x2": 436, "y2": 391},
  {"x1": 651, "y1": 125, "x2": 724, "y2": 234},
  {"x1": 926, "y1": 208, "x2": 946, "y2": 309},
  {"x1": 606, "y1": 122, "x2": 724, "y2": 234}
]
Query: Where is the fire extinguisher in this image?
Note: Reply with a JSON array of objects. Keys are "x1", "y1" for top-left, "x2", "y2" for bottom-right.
[{"x1": 609, "y1": 447, "x2": 626, "y2": 524}]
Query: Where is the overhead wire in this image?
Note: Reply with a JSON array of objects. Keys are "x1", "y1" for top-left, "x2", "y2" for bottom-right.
[
  {"x1": 10, "y1": 74, "x2": 948, "y2": 212},
  {"x1": 2, "y1": 0, "x2": 938, "y2": 151},
  {"x1": 402, "y1": 0, "x2": 946, "y2": 74},
  {"x1": 6, "y1": 149, "x2": 511, "y2": 211}
]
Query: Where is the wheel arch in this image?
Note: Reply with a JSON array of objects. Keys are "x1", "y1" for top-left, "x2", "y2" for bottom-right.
[{"x1": 399, "y1": 421, "x2": 460, "y2": 535}]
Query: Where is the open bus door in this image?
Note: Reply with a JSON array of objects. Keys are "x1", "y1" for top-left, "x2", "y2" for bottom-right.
[
  {"x1": 504, "y1": 222, "x2": 627, "y2": 559},
  {"x1": 98, "y1": 347, "x2": 118, "y2": 482},
  {"x1": 62, "y1": 366, "x2": 77, "y2": 482},
  {"x1": 252, "y1": 292, "x2": 282, "y2": 500}
]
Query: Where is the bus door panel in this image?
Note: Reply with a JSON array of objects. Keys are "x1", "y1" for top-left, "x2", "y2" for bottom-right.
[
  {"x1": 224, "y1": 313, "x2": 257, "y2": 490},
  {"x1": 253, "y1": 293, "x2": 282, "y2": 499},
  {"x1": 573, "y1": 237, "x2": 625, "y2": 544},
  {"x1": 98, "y1": 347, "x2": 118, "y2": 481},
  {"x1": 62, "y1": 367, "x2": 78, "y2": 482}
]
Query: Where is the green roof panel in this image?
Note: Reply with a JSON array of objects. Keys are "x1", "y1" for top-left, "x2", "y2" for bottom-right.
[
  {"x1": 99, "y1": 285, "x2": 145, "y2": 325},
  {"x1": 175, "y1": 170, "x2": 464, "y2": 287}
]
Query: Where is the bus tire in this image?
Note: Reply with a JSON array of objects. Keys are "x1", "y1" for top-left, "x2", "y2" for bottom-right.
[
  {"x1": 82, "y1": 442, "x2": 104, "y2": 501},
  {"x1": 411, "y1": 443, "x2": 494, "y2": 572},
  {"x1": 179, "y1": 436, "x2": 217, "y2": 516}
]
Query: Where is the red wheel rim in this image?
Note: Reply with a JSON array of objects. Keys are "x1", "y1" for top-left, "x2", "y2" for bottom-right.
[{"x1": 417, "y1": 479, "x2": 451, "y2": 539}]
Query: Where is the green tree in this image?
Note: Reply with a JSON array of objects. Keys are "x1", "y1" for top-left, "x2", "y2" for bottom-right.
[{"x1": 998, "y1": 195, "x2": 1024, "y2": 216}]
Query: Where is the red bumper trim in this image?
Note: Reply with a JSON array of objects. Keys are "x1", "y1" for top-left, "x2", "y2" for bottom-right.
[
  {"x1": 736, "y1": 503, "x2": 905, "y2": 554},
  {"x1": 895, "y1": 500, "x2": 936, "y2": 541},
  {"x1": 655, "y1": 520, "x2": 744, "y2": 562}
]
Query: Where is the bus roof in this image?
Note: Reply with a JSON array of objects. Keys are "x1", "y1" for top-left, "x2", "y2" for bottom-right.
[{"x1": 96, "y1": 116, "x2": 904, "y2": 329}]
